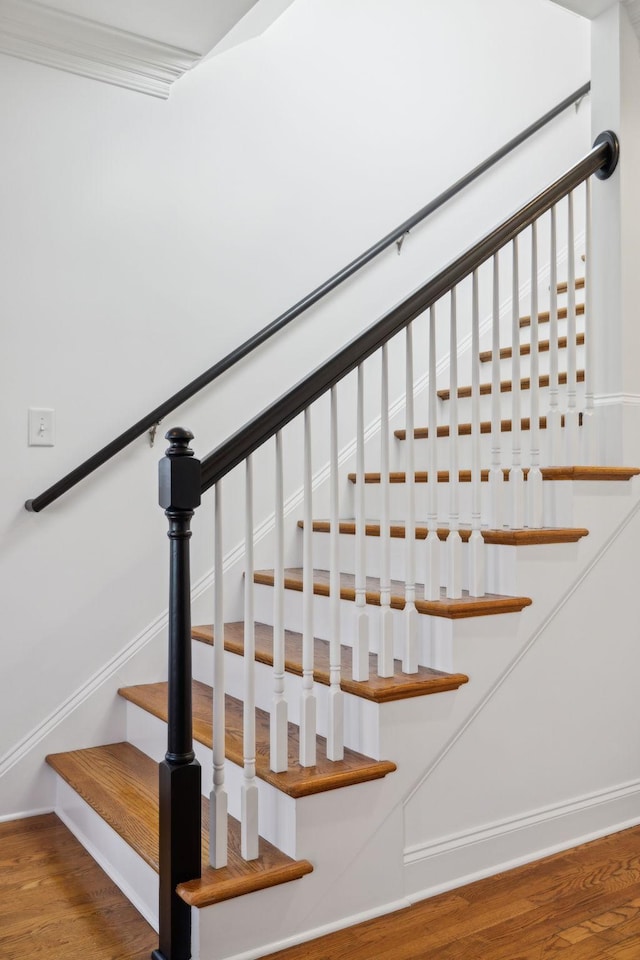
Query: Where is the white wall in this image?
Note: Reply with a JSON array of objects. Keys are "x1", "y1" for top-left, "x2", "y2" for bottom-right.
[
  {"x1": 403, "y1": 478, "x2": 640, "y2": 899},
  {"x1": 0, "y1": 0, "x2": 590, "y2": 814}
]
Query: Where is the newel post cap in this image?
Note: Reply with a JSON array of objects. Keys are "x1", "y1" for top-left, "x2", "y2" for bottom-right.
[{"x1": 159, "y1": 427, "x2": 201, "y2": 511}]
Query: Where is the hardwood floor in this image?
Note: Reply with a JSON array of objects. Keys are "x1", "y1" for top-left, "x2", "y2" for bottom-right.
[
  {"x1": 262, "y1": 825, "x2": 640, "y2": 959},
  {"x1": 0, "y1": 813, "x2": 156, "y2": 960},
  {"x1": 5, "y1": 814, "x2": 640, "y2": 959}
]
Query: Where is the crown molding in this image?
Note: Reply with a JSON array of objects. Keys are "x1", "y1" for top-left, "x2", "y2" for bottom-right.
[{"x1": 0, "y1": 0, "x2": 201, "y2": 99}]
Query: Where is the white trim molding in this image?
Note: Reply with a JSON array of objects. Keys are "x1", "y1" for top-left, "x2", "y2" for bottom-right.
[
  {"x1": 0, "y1": 0, "x2": 200, "y2": 99},
  {"x1": 405, "y1": 778, "x2": 640, "y2": 903},
  {"x1": 0, "y1": 548, "x2": 223, "y2": 785},
  {"x1": 0, "y1": 805, "x2": 53, "y2": 824},
  {"x1": 594, "y1": 392, "x2": 640, "y2": 407}
]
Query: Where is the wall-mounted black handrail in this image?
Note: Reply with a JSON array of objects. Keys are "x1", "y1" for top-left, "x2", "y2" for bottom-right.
[
  {"x1": 199, "y1": 132, "x2": 618, "y2": 492},
  {"x1": 25, "y1": 82, "x2": 590, "y2": 513}
]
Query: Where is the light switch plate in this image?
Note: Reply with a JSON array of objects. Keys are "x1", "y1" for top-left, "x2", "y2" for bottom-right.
[{"x1": 28, "y1": 408, "x2": 55, "y2": 446}]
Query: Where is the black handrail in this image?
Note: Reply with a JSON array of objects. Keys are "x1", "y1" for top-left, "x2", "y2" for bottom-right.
[
  {"x1": 200, "y1": 132, "x2": 618, "y2": 492},
  {"x1": 25, "y1": 82, "x2": 590, "y2": 513}
]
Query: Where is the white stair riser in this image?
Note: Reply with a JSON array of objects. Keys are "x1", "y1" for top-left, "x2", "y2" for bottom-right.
[
  {"x1": 124, "y1": 698, "x2": 299, "y2": 857},
  {"x1": 391, "y1": 428, "x2": 582, "y2": 474},
  {"x1": 356, "y1": 477, "x2": 575, "y2": 528},
  {"x1": 478, "y1": 340, "x2": 585, "y2": 381},
  {"x1": 308, "y1": 529, "x2": 568, "y2": 595},
  {"x1": 192, "y1": 638, "x2": 382, "y2": 758},
  {"x1": 54, "y1": 774, "x2": 159, "y2": 931},
  {"x1": 430, "y1": 383, "x2": 586, "y2": 428},
  {"x1": 494, "y1": 311, "x2": 584, "y2": 348},
  {"x1": 195, "y1": 783, "x2": 407, "y2": 960},
  {"x1": 253, "y1": 580, "x2": 470, "y2": 673}
]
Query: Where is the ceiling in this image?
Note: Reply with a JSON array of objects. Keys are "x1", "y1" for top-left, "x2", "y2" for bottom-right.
[{"x1": 0, "y1": 0, "x2": 296, "y2": 98}]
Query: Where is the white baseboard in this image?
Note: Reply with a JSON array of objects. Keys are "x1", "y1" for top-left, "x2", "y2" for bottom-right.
[
  {"x1": 218, "y1": 897, "x2": 412, "y2": 960},
  {"x1": 0, "y1": 805, "x2": 53, "y2": 824},
  {"x1": 404, "y1": 777, "x2": 640, "y2": 902}
]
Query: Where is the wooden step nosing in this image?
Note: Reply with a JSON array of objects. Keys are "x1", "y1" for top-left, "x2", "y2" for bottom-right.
[
  {"x1": 191, "y1": 624, "x2": 469, "y2": 702},
  {"x1": 46, "y1": 743, "x2": 315, "y2": 909},
  {"x1": 394, "y1": 413, "x2": 582, "y2": 440},
  {"x1": 437, "y1": 369, "x2": 585, "y2": 401},
  {"x1": 348, "y1": 466, "x2": 640, "y2": 484},
  {"x1": 253, "y1": 569, "x2": 532, "y2": 620},
  {"x1": 177, "y1": 859, "x2": 313, "y2": 908},
  {"x1": 118, "y1": 682, "x2": 397, "y2": 799},
  {"x1": 479, "y1": 332, "x2": 585, "y2": 363},
  {"x1": 519, "y1": 301, "x2": 585, "y2": 328},
  {"x1": 557, "y1": 276, "x2": 585, "y2": 293},
  {"x1": 301, "y1": 520, "x2": 589, "y2": 546}
]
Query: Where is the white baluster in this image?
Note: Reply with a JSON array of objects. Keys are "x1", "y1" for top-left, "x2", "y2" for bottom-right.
[
  {"x1": 404, "y1": 323, "x2": 419, "y2": 672},
  {"x1": 488, "y1": 254, "x2": 503, "y2": 529},
  {"x1": 425, "y1": 305, "x2": 440, "y2": 600},
  {"x1": 328, "y1": 385, "x2": 345, "y2": 757},
  {"x1": 300, "y1": 406, "x2": 317, "y2": 767},
  {"x1": 510, "y1": 238, "x2": 524, "y2": 528},
  {"x1": 566, "y1": 191, "x2": 580, "y2": 463},
  {"x1": 446, "y1": 288, "x2": 462, "y2": 599},
  {"x1": 270, "y1": 431, "x2": 288, "y2": 773},
  {"x1": 209, "y1": 481, "x2": 228, "y2": 868},
  {"x1": 353, "y1": 363, "x2": 370, "y2": 681},
  {"x1": 527, "y1": 221, "x2": 543, "y2": 527},
  {"x1": 378, "y1": 345, "x2": 394, "y2": 678},
  {"x1": 468, "y1": 269, "x2": 484, "y2": 596},
  {"x1": 547, "y1": 205, "x2": 561, "y2": 465},
  {"x1": 583, "y1": 179, "x2": 594, "y2": 463},
  {"x1": 241, "y1": 457, "x2": 259, "y2": 860}
]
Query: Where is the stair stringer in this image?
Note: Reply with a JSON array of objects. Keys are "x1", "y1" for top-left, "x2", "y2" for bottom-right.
[{"x1": 401, "y1": 477, "x2": 640, "y2": 903}]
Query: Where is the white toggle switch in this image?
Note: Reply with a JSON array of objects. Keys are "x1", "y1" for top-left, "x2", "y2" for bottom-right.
[{"x1": 28, "y1": 408, "x2": 55, "y2": 446}]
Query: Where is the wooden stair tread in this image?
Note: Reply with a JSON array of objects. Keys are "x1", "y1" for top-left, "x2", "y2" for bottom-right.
[
  {"x1": 304, "y1": 520, "x2": 589, "y2": 546},
  {"x1": 437, "y1": 369, "x2": 584, "y2": 401},
  {"x1": 118, "y1": 682, "x2": 396, "y2": 798},
  {"x1": 348, "y1": 466, "x2": 640, "y2": 484},
  {"x1": 254, "y1": 568, "x2": 531, "y2": 619},
  {"x1": 519, "y1": 302, "x2": 585, "y2": 328},
  {"x1": 394, "y1": 413, "x2": 581, "y2": 440},
  {"x1": 46, "y1": 742, "x2": 313, "y2": 908},
  {"x1": 191, "y1": 622, "x2": 468, "y2": 701},
  {"x1": 557, "y1": 277, "x2": 585, "y2": 293},
  {"x1": 479, "y1": 333, "x2": 584, "y2": 363}
]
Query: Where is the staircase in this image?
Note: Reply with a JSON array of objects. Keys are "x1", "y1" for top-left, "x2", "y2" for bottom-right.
[
  {"x1": 37, "y1": 254, "x2": 640, "y2": 958},
  {"x1": 8, "y1": 124, "x2": 637, "y2": 960}
]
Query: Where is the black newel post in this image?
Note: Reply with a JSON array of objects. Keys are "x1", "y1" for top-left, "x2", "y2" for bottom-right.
[{"x1": 152, "y1": 428, "x2": 202, "y2": 960}]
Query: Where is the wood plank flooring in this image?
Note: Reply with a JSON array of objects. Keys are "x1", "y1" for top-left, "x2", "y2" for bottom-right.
[
  {"x1": 5, "y1": 816, "x2": 640, "y2": 958},
  {"x1": 262, "y1": 824, "x2": 640, "y2": 959},
  {"x1": 0, "y1": 813, "x2": 156, "y2": 960}
]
